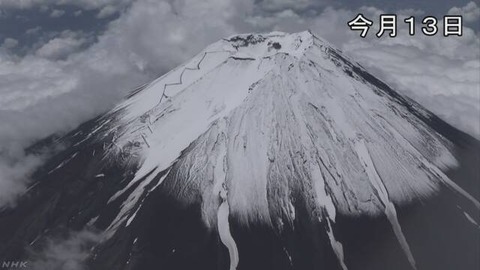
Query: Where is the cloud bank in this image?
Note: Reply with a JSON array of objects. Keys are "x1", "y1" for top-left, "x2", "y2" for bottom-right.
[
  {"x1": 29, "y1": 229, "x2": 102, "y2": 270},
  {"x1": 448, "y1": 1, "x2": 480, "y2": 23}
]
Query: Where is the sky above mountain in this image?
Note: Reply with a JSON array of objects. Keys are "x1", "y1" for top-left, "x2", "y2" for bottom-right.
[{"x1": 0, "y1": 0, "x2": 479, "y2": 207}]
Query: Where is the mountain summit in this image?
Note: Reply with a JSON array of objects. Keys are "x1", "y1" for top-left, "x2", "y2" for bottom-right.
[{"x1": 1, "y1": 31, "x2": 479, "y2": 270}]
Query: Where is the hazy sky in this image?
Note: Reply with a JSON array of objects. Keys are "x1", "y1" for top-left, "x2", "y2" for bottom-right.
[{"x1": 0, "y1": 0, "x2": 479, "y2": 206}]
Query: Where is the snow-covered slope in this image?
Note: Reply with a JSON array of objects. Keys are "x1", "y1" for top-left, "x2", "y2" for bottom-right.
[
  {"x1": 100, "y1": 31, "x2": 471, "y2": 223},
  {"x1": 1, "y1": 31, "x2": 479, "y2": 270}
]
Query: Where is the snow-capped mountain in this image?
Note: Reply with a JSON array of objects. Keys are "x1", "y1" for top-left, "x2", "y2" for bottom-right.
[{"x1": 1, "y1": 31, "x2": 479, "y2": 270}]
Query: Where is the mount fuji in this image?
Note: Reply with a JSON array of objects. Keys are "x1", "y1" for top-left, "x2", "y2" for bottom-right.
[{"x1": 0, "y1": 31, "x2": 479, "y2": 270}]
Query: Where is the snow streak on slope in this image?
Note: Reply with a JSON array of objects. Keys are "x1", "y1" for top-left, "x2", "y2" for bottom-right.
[
  {"x1": 354, "y1": 139, "x2": 417, "y2": 269},
  {"x1": 218, "y1": 185, "x2": 239, "y2": 270},
  {"x1": 85, "y1": 31, "x2": 479, "y2": 268}
]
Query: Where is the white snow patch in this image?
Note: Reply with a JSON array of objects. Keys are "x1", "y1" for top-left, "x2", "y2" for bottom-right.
[{"x1": 463, "y1": 211, "x2": 480, "y2": 228}]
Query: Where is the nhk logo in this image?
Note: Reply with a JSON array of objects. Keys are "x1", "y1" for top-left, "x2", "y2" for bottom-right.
[{"x1": 1, "y1": 261, "x2": 28, "y2": 269}]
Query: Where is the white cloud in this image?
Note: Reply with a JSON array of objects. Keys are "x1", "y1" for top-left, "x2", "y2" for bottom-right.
[
  {"x1": 1, "y1": 38, "x2": 19, "y2": 49},
  {"x1": 30, "y1": 229, "x2": 102, "y2": 270},
  {"x1": 50, "y1": 9, "x2": 65, "y2": 18},
  {"x1": 39, "y1": 5, "x2": 50, "y2": 13},
  {"x1": 26, "y1": 26, "x2": 42, "y2": 35},
  {"x1": 396, "y1": 8, "x2": 425, "y2": 17},
  {"x1": 96, "y1": 5, "x2": 117, "y2": 18},
  {"x1": 448, "y1": 1, "x2": 480, "y2": 23},
  {"x1": 0, "y1": 0, "x2": 133, "y2": 11},
  {"x1": 258, "y1": 0, "x2": 330, "y2": 12},
  {"x1": 35, "y1": 31, "x2": 87, "y2": 59},
  {"x1": 0, "y1": 153, "x2": 44, "y2": 208}
]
